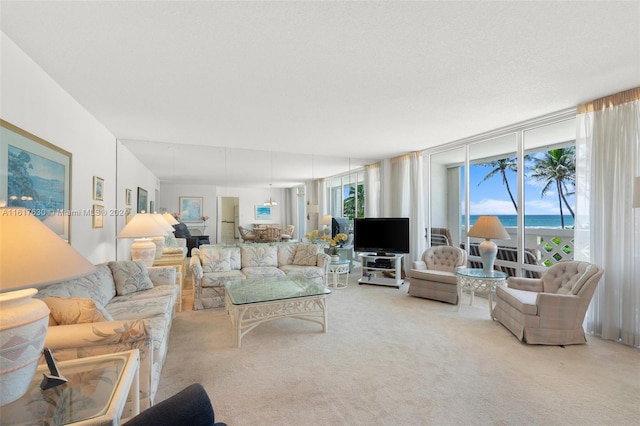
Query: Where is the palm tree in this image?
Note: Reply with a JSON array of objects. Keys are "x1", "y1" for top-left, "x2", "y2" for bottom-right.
[
  {"x1": 529, "y1": 147, "x2": 576, "y2": 228},
  {"x1": 343, "y1": 184, "x2": 365, "y2": 218},
  {"x1": 477, "y1": 157, "x2": 519, "y2": 212}
]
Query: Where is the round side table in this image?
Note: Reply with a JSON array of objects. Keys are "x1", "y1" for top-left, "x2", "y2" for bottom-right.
[
  {"x1": 328, "y1": 260, "x2": 350, "y2": 289},
  {"x1": 455, "y1": 268, "x2": 507, "y2": 318}
]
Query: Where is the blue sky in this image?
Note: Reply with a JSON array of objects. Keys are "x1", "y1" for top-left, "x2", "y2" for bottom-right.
[{"x1": 465, "y1": 160, "x2": 576, "y2": 216}]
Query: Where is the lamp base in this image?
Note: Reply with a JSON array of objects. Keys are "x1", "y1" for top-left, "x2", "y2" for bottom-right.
[
  {"x1": 151, "y1": 236, "x2": 165, "y2": 259},
  {"x1": 478, "y1": 239, "x2": 498, "y2": 275},
  {"x1": 131, "y1": 238, "x2": 156, "y2": 266},
  {"x1": 0, "y1": 289, "x2": 50, "y2": 406}
]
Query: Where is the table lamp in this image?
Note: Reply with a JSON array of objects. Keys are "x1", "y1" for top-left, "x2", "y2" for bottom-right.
[
  {"x1": 0, "y1": 207, "x2": 95, "y2": 405},
  {"x1": 162, "y1": 212, "x2": 179, "y2": 226},
  {"x1": 151, "y1": 213, "x2": 176, "y2": 259},
  {"x1": 116, "y1": 213, "x2": 168, "y2": 266},
  {"x1": 321, "y1": 214, "x2": 332, "y2": 236},
  {"x1": 466, "y1": 215, "x2": 510, "y2": 274}
]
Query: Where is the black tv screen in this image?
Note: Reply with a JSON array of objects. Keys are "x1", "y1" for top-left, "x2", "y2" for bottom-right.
[{"x1": 354, "y1": 218, "x2": 410, "y2": 255}]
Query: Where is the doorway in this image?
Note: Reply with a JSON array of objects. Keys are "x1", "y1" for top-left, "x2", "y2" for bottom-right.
[{"x1": 217, "y1": 196, "x2": 239, "y2": 244}]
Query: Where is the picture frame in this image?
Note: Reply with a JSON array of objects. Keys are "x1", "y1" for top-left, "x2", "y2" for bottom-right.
[
  {"x1": 255, "y1": 205, "x2": 272, "y2": 220},
  {"x1": 179, "y1": 196, "x2": 203, "y2": 222},
  {"x1": 125, "y1": 188, "x2": 132, "y2": 205},
  {"x1": 1, "y1": 119, "x2": 72, "y2": 242},
  {"x1": 92, "y1": 204, "x2": 104, "y2": 228},
  {"x1": 93, "y1": 176, "x2": 104, "y2": 201},
  {"x1": 125, "y1": 208, "x2": 132, "y2": 224},
  {"x1": 137, "y1": 187, "x2": 148, "y2": 213}
]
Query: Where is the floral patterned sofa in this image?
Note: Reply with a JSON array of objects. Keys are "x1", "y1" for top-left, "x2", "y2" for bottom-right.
[
  {"x1": 34, "y1": 260, "x2": 179, "y2": 409},
  {"x1": 190, "y1": 243, "x2": 330, "y2": 310}
]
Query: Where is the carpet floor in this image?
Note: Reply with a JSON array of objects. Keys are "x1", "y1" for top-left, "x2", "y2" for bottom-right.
[{"x1": 157, "y1": 272, "x2": 639, "y2": 425}]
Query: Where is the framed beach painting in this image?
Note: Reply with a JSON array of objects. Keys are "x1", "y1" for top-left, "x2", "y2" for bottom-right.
[
  {"x1": 179, "y1": 196, "x2": 203, "y2": 222},
  {"x1": 255, "y1": 205, "x2": 272, "y2": 220},
  {"x1": 125, "y1": 188, "x2": 132, "y2": 205},
  {"x1": 1, "y1": 119, "x2": 72, "y2": 242},
  {"x1": 137, "y1": 187, "x2": 148, "y2": 213},
  {"x1": 93, "y1": 176, "x2": 104, "y2": 201}
]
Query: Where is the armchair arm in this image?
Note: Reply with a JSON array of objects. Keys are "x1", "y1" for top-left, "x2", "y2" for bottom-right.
[
  {"x1": 43, "y1": 319, "x2": 154, "y2": 407},
  {"x1": 507, "y1": 276, "x2": 544, "y2": 292},
  {"x1": 536, "y1": 292, "x2": 584, "y2": 328},
  {"x1": 190, "y1": 253, "x2": 204, "y2": 289},
  {"x1": 147, "y1": 266, "x2": 177, "y2": 286},
  {"x1": 412, "y1": 260, "x2": 427, "y2": 270}
]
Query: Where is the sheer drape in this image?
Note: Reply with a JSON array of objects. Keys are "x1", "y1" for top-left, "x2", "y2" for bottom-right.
[
  {"x1": 364, "y1": 163, "x2": 382, "y2": 217},
  {"x1": 390, "y1": 153, "x2": 426, "y2": 271},
  {"x1": 576, "y1": 87, "x2": 640, "y2": 347}
]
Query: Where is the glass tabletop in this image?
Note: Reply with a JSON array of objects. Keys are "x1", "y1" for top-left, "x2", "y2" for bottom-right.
[
  {"x1": 455, "y1": 267, "x2": 508, "y2": 279},
  {"x1": 225, "y1": 275, "x2": 330, "y2": 305},
  {"x1": 328, "y1": 259, "x2": 350, "y2": 266},
  {"x1": 0, "y1": 352, "x2": 131, "y2": 425}
]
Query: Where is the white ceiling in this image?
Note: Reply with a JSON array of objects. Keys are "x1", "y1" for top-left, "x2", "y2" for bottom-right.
[{"x1": 1, "y1": 1, "x2": 639, "y2": 188}]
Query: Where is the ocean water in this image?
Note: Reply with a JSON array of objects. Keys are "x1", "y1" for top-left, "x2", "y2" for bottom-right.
[{"x1": 463, "y1": 215, "x2": 574, "y2": 229}]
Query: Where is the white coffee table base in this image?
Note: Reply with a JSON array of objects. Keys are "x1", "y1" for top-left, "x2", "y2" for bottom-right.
[
  {"x1": 328, "y1": 261, "x2": 350, "y2": 289},
  {"x1": 225, "y1": 294, "x2": 328, "y2": 348},
  {"x1": 456, "y1": 273, "x2": 507, "y2": 318}
]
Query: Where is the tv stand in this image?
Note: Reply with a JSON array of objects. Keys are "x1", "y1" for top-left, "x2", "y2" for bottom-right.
[{"x1": 358, "y1": 253, "x2": 404, "y2": 288}]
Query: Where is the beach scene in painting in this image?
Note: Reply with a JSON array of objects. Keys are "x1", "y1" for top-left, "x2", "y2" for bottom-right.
[{"x1": 7, "y1": 144, "x2": 65, "y2": 217}]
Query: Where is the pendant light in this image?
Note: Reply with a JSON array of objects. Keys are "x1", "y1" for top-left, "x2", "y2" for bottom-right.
[{"x1": 264, "y1": 152, "x2": 278, "y2": 206}]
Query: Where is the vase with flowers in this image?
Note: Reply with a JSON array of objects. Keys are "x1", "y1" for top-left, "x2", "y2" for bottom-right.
[{"x1": 322, "y1": 233, "x2": 348, "y2": 261}]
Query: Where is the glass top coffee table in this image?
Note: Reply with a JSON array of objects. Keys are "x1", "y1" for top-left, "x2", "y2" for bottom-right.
[{"x1": 224, "y1": 275, "x2": 331, "y2": 347}]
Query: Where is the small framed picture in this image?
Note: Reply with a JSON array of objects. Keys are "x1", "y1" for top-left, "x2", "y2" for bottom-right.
[
  {"x1": 92, "y1": 204, "x2": 104, "y2": 228},
  {"x1": 125, "y1": 208, "x2": 132, "y2": 224},
  {"x1": 93, "y1": 176, "x2": 104, "y2": 201},
  {"x1": 137, "y1": 187, "x2": 148, "y2": 213},
  {"x1": 125, "y1": 188, "x2": 132, "y2": 205}
]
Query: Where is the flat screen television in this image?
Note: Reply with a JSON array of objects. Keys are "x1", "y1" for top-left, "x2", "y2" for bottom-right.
[{"x1": 354, "y1": 217, "x2": 410, "y2": 255}]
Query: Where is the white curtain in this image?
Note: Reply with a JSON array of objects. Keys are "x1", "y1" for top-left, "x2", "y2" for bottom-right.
[
  {"x1": 364, "y1": 162, "x2": 382, "y2": 217},
  {"x1": 390, "y1": 153, "x2": 426, "y2": 271},
  {"x1": 576, "y1": 88, "x2": 640, "y2": 347}
]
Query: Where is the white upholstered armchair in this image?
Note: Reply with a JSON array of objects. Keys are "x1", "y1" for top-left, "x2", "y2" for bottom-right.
[
  {"x1": 408, "y1": 246, "x2": 467, "y2": 304},
  {"x1": 492, "y1": 260, "x2": 604, "y2": 345}
]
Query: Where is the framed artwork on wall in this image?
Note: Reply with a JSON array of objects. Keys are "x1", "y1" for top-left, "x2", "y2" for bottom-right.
[
  {"x1": 92, "y1": 204, "x2": 104, "y2": 228},
  {"x1": 137, "y1": 187, "x2": 148, "y2": 213},
  {"x1": 125, "y1": 188, "x2": 132, "y2": 205},
  {"x1": 93, "y1": 176, "x2": 104, "y2": 201},
  {"x1": 255, "y1": 205, "x2": 272, "y2": 220},
  {"x1": 179, "y1": 196, "x2": 203, "y2": 222},
  {"x1": 1, "y1": 119, "x2": 72, "y2": 242}
]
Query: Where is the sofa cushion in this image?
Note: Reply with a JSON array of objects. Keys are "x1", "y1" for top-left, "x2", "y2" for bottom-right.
[
  {"x1": 241, "y1": 245, "x2": 278, "y2": 267},
  {"x1": 34, "y1": 264, "x2": 116, "y2": 307},
  {"x1": 292, "y1": 244, "x2": 319, "y2": 266},
  {"x1": 496, "y1": 286, "x2": 538, "y2": 315},
  {"x1": 44, "y1": 296, "x2": 113, "y2": 325},
  {"x1": 241, "y1": 266, "x2": 285, "y2": 279},
  {"x1": 276, "y1": 244, "x2": 297, "y2": 266},
  {"x1": 201, "y1": 270, "x2": 246, "y2": 287},
  {"x1": 164, "y1": 232, "x2": 179, "y2": 247},
  {"x1": 109, "y1": 260, "x2": 154, "y2": 296},
  {"x1": 409, "y1": 269, "x2": 458, "y2": 284},
  {"x1": 200, "y1": 247, "x2": 232, "y2": 272}
]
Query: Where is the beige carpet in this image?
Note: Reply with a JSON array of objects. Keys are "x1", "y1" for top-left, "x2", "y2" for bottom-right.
[{"x1": 157, "y1": 271, "x2": 639, "y2": 425}]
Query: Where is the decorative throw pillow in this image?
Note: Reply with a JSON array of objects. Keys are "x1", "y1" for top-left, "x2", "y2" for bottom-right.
[
  {"x1": 293, "y1": 244, "x2": 320, "y2": 266},
  {"x1": 44, "y1": 296, "x2": 113, "y2": 325},
  {"x1": 108, "y1": 260, "x2": 154, "y2": 296},
  {"x1": 200, "y1": 248, "x2": 232, "y2": 273}
]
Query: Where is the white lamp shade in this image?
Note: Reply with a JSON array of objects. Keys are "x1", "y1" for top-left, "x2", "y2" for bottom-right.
[
  {"x1": 633, "y1": 176, "x2": 640, "y2": 208},
  {"x1": 467, "y1": 216, "x2": 510, "y2": 240},
  {"x1": 0, "y1": 208, "x2": 96, "y2": 291},
  {"x1": 162, "y1": 212, "x2": 179, "y2": 225},
  {"x1": 117, "y1": 213, "x2": 168, "y2": 239},
  {"x1": 153, "y1": 213, "x2": 175, "y2": 233},
  {"x1": 307, "y1": 204, "x2": 319, "y2": 214},
  {"x1": 321, "y1": 215, "x2": 332, "y2": 226}
]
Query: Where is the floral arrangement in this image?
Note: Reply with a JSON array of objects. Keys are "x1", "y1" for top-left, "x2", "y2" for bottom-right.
[
  {"x1": 321, "y1": 233, "x2": 348, "y2": 255},
  {"x1": 305, "y1": 229, "x2": 320, "y2": 241}
]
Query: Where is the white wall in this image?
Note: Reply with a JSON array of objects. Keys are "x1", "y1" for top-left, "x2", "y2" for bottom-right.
[{"x1": 1, "y1": 32, "x2": 157, "y2": 263}]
